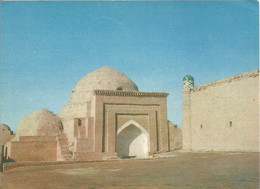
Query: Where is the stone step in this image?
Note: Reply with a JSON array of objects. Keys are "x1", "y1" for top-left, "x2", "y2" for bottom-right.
[
  {"x1": 61, "y1": 149, "x2": 70, "y2": 153},
  {"x1": 73, "y1": 152, "x2": 102, "y2": 160},
  {"x1": 62, "y1": 152, "x2": 72, "y2": 156},
  {"x1": 76, "y1": 143, "x2": 88, "y2": 146},
  {"x1": 59, "y1": 142, "x2": 69, "y2": 145},
  {"x1": 56, "y1": 133, "x2": 74, "y2": 161},
  {"x1": 76, "y1": 138, "x2": 88, "y2": 142},
  {"x1": 58, "y1": 141, "x2": 68, "y2": 146},
  {"x1": 57, "y1": 135, "x2": 67, "y2": 138},
  {"x1": 77, "y1": 146, "x2": 90, "y2": 150},
  {"x1": 76, "y1": 144, "x2": 89, "y2": 148},
  {"x1": 58, "y1": 138, "x2": 68, "y2": 141},
  {"x1": 61, "y1": 151, "x2": 72, "y2": 156},
  {"x1": 76, "y1": 145, "x2": 88, "y2": 147},
  {"x1": 76, "y1": 143, "x2": 87, "y2": 146},
  {"x1": 57, "y1": 137, "x2": 67, "y2": 141},
  {"x1": 63, "y1": 154, "x2": 72, "y2": 159},
  {"x1": 59, "y1": 145, "x2": 69, "y2": 149}
]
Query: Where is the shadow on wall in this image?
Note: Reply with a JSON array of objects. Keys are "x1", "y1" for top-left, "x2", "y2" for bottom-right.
[
  {"x1": 0, "y1": 145, "x2": 15, "y2": 172},
  {"x1": 0, "y1": 145, "x2": 3, "y2": 172}
]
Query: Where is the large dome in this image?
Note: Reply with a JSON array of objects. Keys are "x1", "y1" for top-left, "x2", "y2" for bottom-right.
[
  {"x1": 74, "y1": 66, "x2": 138, "y2": 92},
  {"x1": 16, "y1": 109, "x2": 62, "y2": 137},
  {"x1": 62, "y1": 66, "x2": 139, "y2": 106}
]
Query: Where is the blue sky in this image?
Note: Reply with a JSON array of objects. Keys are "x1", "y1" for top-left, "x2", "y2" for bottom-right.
[{"x1": 1, "y1": 1, "x2": 259, "y2": 132}]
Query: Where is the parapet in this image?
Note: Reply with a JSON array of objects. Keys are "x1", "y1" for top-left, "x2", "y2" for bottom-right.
[{"x1": 191, "y1": 69, "x2": 259, "y2": 92}]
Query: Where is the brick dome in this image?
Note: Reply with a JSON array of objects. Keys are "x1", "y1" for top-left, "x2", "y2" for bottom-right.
[
  {"x1": 65, "y1": 66, "x2": 138, "y2": 105},
  {"x1": 16, "y1": 109, "x2": 62, "y2": 137},
  {"x1": 74, "y1": 66, "x2": 138, "y2": 92}
]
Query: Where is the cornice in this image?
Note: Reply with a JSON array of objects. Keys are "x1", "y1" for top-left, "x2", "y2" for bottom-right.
[{"x1": 94, "y1": 90, "x2": 169, "y2": 98}]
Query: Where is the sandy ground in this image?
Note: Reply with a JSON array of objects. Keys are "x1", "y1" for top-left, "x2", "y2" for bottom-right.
[{"x1": 0, "y1": 152, "x2": 259, "y2": 189}]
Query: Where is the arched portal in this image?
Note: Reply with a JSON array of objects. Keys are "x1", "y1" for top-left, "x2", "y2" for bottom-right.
[{"x1": 116, "y1": 120, "x2": 150, "y2": 159}]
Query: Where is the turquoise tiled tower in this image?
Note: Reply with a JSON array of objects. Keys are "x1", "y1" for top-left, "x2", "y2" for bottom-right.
[
  {"x1": 183, "y1": 75, "x2": 194, "y2": 88},
  {"x1": 182, "y1": 75, "x2": 194, "y2": 151}
]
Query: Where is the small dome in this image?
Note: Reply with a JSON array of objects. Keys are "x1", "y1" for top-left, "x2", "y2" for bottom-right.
[
  {"x1": 16, "y1": 109, "x2": 62, "y2": 137},
  {"x1": 183, "y1": 75, "x2": 194, "y2": 88},
  {"x1": 0, "y1": 123, "x2": 12, "y2": 132},
  {"x1": 183, "y1": 75, "x2": 194, "y2": 81},
  {"x1": 74, "y1": 66, "x2": 138, "y2": 92},
  {"x1": 0, "y1": 124, "x2": 14, "y2": 146}
]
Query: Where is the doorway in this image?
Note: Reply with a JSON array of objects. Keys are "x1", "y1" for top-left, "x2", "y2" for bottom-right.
[{"x1": 116, "y1": 120, "x2": 149, "y2": 159}]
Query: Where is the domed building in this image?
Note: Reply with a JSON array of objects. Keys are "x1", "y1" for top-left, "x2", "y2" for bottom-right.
[
  {"x1": 0, "y1": 124, "x2": 14, "y2": 147},
  {"x1": 5, "y1": 66, "x2": 181, "y2": 162},
  {"x1": 58, "y1": 66, "x2": 170, "y2": 160},
  {"x1": 16, "y1": 109, "x2": 62, "y2": 137}
]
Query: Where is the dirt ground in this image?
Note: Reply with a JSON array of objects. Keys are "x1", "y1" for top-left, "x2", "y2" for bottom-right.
[{"x1": 0, "y1": 152, "x2": 259, "y2": 189}]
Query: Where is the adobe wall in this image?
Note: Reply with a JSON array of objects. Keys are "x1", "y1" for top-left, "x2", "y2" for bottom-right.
[
  {"x1": 7, "y1": 140, "x2": 57, "y2": 162},
  {"x1": 183, "y1": 70, "x2": 259, "y2": 152},
  {"x1": 0, "y1": 129, "x2": 14, "y2": 147},
  {"x1": 168, "y1": 121, "x2": 182, "y2": 151}
]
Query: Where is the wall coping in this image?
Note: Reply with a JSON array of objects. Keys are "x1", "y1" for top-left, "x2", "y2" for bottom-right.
[
  {"x1": 191, "y1": 69, "x2": 259, "y2": 92},
  {"x1": 94, "y1": 90, "x2": 169, "y2": 98}
]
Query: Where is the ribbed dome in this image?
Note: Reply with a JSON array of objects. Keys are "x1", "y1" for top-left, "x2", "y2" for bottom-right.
[
  {"x1": 16, "y1": 109, "x2": 62, "y2": 137},
  {"x1": 74, "y1": 66, "x2": 138, "y2": 92}
]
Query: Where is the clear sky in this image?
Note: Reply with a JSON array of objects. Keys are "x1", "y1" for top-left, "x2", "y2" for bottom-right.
[{"x1": 1, "y1": 1, "x2": 259, "y2": 132}]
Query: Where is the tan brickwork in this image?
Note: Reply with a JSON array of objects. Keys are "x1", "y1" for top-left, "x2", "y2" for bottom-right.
[{"x1": 182, "y1": 70, "x2": 259, "y2": 152}]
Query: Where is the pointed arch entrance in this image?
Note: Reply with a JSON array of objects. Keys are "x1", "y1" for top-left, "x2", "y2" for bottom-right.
[{"x1": 116, "y1": 120, "x2": 150, "y2": 159}]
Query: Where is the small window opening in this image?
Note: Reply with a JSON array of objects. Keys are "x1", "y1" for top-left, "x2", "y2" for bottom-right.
[
  {"x1": 78, "y1": 119, "x2": 82, "y2": 127},
  {"x1": 58, "y1": 122, "x2": 63, "y2": 132},
  {"x1": 200, "y1": 125, "x2": 203, "y2": 129},
  {"x1": 116, "y1": 87, "x2": 123, "y2": 91},
  {"x1": 229, "y1": 121, "x2": 232, "y2": 127}
]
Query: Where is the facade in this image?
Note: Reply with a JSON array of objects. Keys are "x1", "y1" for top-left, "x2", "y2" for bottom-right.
[
  {"x1": 182, "y1": 69, "x2": 259, "y2": 152},
  {"x1": 4, "y1": 66, "x2": 257, "y2": 163},
  {"x1": 5, "y1": 66, "x2": 180, "y2": 162}
]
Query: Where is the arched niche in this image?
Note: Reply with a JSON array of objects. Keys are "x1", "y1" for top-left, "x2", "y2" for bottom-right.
[{"x1": 116, "y1": 120, "x2": 150, "y2": 159}]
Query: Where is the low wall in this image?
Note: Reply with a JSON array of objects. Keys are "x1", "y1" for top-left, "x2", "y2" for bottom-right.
[
  {"x1": 3, "y1": 159, "x2": 105, "y2": 171},
  {"x1": 168, "y1": 121, "x2": 182, "y2": 150},
  {"x1": 8, "y1": 141, "x2": 57, "y2": 162}
]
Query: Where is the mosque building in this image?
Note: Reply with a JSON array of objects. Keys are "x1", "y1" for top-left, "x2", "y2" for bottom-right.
[{"x1": 3, "y1": 66, "x2": 181, "y2": 162}]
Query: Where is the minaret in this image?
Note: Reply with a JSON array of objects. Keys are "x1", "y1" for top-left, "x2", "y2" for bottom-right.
[{"x1": 182, "y1": 75, "x2": 194, "y2": 151}]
